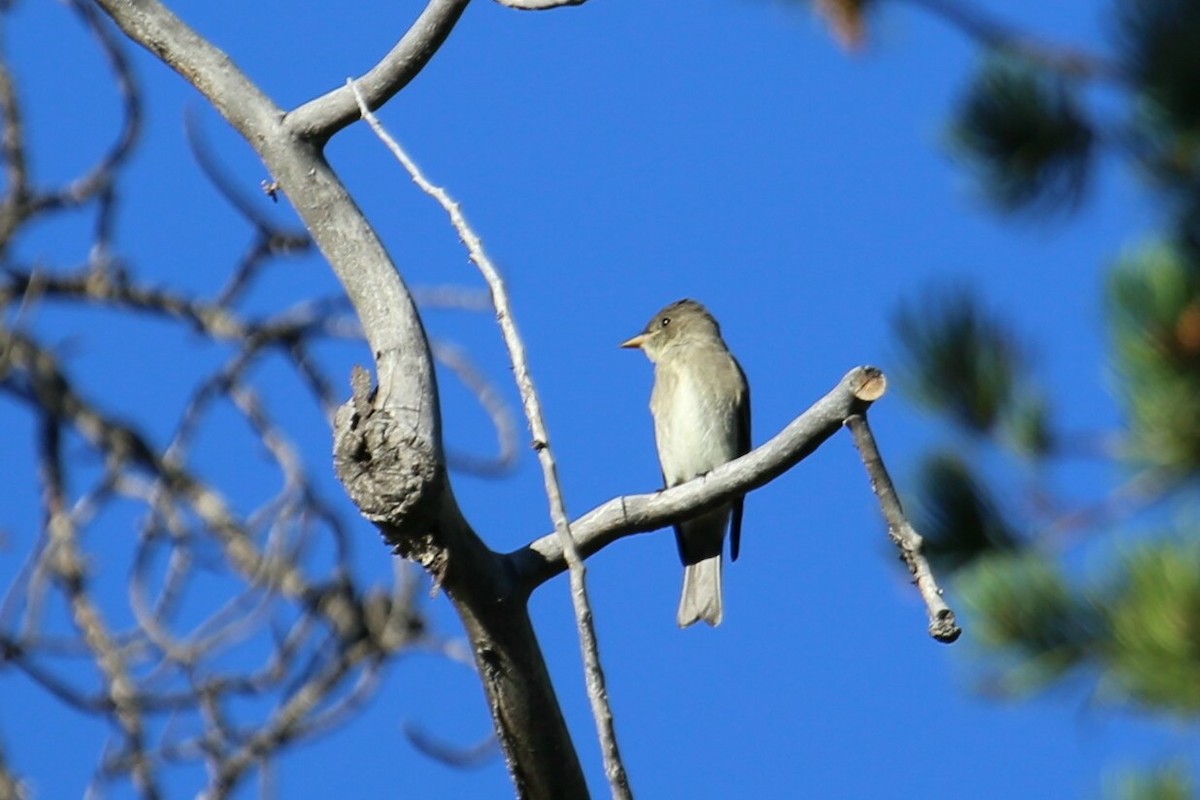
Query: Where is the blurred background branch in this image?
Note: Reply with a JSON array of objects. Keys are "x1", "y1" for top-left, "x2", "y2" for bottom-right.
[
  {"x1": 0, "y1": 3, "x2": 516, "y2": 795},
  {"x1": 810, "y1": 1, "x2": 1200, "y2": 795}
]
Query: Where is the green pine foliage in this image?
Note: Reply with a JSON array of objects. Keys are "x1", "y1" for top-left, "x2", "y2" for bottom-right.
[
  {"x1": 890, "y1": 5, "x2": 1200, "y2": 796},
  {"x1": 1117, "y1": 0, "x2": 1200, "y2": 147},
  {"x1": 1103, "y1": 539, "x2": 1200, "y2": 714},
  {"x1": 1109, "y1": 240, "x2": 1200, "y2": 474},
  {"x1": 912, "y1": 453, "x2": 1020, "y2": 572},
  {"x1": 961, "y1": 551, "x2": 1100, "y2": 694},
  {"x1": 950, "y1": 55, "x2": 1093, "y2": 214},
  {"x1": 1105, "y1": 763, "x2": 1195, "y2": 800},
  {"x1": 894, "y1": 288, "x2": 1035, "y2": 437}
]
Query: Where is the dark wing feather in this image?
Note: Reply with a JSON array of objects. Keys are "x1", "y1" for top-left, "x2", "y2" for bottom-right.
[{"x1": 729, "y1": 358, "x2": 751, "y2": 562}]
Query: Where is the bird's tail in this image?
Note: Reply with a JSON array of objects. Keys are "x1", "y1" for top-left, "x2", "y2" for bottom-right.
[{"x1": 677, "y1": 555, "x2": 723, "y2": 628}]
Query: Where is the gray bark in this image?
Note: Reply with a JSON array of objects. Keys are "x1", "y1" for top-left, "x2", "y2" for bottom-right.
[{"x1": 87, "y1": 4, "x2": 911, "y2": 797}]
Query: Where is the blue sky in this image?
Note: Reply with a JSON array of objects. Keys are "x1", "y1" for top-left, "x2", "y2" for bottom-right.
[{"x1": 0, "y1": 0, "x2": 1184, "y2": 798}]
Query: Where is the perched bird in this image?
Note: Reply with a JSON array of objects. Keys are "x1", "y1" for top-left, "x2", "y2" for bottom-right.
[{"x1": 621, "y1": 299, "x2": 750, "y2": 627}]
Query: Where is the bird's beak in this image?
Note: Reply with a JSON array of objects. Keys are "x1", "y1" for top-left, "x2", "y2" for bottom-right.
[{"x1": 620, "y1": 333, "x2": 648, "y2": 350}]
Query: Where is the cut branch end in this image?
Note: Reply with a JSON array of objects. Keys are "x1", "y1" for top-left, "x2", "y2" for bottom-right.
[
  {"x1": 851, "y1": 367, "x2": 887, "y2": 403},
  {"x1": 930, "y1": 609, "x2": 962, "y2": 644},
  {"x1": 333, "y1": 365, "x2": 443, "y2": 537},
  {"x1": 846, "y1": 411, "x2": 961, "y2": 644}
]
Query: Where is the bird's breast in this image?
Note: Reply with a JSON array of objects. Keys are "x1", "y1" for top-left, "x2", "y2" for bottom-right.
[{"x1": 651, "y1": 361, "x2": 741, "y2": 486}]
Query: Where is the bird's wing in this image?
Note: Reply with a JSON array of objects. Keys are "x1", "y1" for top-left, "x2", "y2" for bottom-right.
[{"x1": 730, "y1": 359, "x2": 751, "y2": 562}]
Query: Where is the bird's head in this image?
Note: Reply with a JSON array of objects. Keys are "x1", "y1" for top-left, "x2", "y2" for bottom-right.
[{"x1": 620, "y1": 299, "x2": 721, "y2": 362}]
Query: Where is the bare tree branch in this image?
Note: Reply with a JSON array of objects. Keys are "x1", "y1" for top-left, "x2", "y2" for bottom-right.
[
  {"x1": 512, "y1": 367, "x2": 882, "y2": 587},
  {"x1": 85, "y1": 3, "x2": 592, "y2": 793},
  {"x1": 846, "y1": 412, "x2": 961, "y2": 643},
  {"x1": 35, "y1": 412, "x2": 163, "y2": 799},
  {"x1": 206, "y1": 638, "x2": 378, "y2": 798},
  {"x1": 0, "y1": 0, "x2": 142, "y2": 258},
  {"x1": 93, "y1": 0, "x2": 448, "y2": 537},
  {"x1": 403, "y1": 723, "x2": 499, "y2": 768},
  {"x1": 28, "y1": 0, "x2": 143, "y2": 215},
  {"x1": 0, "y1": 28, "x2": 28, "y2": 253},
  {"x1": 512, "y1": 367, "x2": 959, "y2": 642},
  {"x1": 0, "y1": 318, "x2": 433, "y2": 789},
  {"x1": 33, "y1": 4, "x2": 959, "y2": 798},
  {"x1": 433, "y1": 341, "x2": 520, "y2": 477},
  {"x1": 3, "y1": 326, "x2": 347, "y2": 626},
  {"x1": 347, "y1": 81, "x2": 632, "y2": 798},
  {"x1": 286, "y1": 0, "x2": 473, "y2": 143},
  {"x1": 0, "y1": 5, "x2": 521, "y2": 793}
]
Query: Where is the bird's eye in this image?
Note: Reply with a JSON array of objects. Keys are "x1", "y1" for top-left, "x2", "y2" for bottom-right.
[{"x1": 660, "y1": 317, "x2": 670, "y2": 327}]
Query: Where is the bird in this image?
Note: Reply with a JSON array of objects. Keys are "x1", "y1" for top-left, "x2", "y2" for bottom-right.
[{"x1": 621, "y1": 299, "x2": 750, "y2": 627}]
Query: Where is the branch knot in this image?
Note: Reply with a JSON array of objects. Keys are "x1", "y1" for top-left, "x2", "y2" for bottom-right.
[{"x1": 333, "y1": 365, "x2": 443, "y2": 542}]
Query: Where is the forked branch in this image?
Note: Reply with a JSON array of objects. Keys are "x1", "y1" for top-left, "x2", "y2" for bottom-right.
[
  {"x1": 512, "y1": 367, "x2": 960, "y2": 642},
  {"x1": 348, "y1": 81, "x2": 632, "y2": 800}
]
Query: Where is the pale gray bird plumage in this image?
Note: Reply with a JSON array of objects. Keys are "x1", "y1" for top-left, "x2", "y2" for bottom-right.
[{"x1": 621, "y1": 299, "x2": 750, "y2": 627}]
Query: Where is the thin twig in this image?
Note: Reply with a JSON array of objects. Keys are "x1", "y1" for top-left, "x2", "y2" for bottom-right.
[
  {"x1": 845, "y1": 408, "x2": 961, "y2": 644},
  {"x1": 348, "y1": 79, "x2": 633, "y2": 799},
  {"x1": 432, "y1": 341, "x2": 520, "y2": 477},
  {"x1": 286, "y1": 0, "x2": 472, "y2": 141},
  {"x1": 36, "y1": 413, "x2": 162, "y2": 798},
  {"x1": 0, "y1": 4, "x2": 452, "y2": 781},
  {"x1": 514, "y1": 366, "x2": 877, "y2": 588},
  {"x1": 402, "y1": 723, "x2": 499, "y2": 768},
  {"x1": 29, "y1": 0, "x2": 142, "y2": 215}
]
